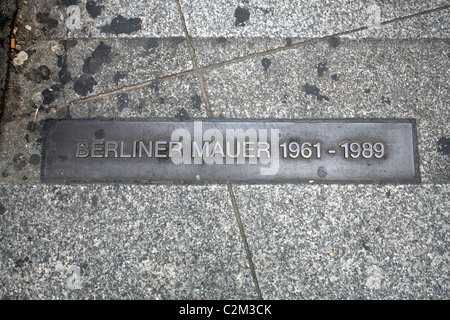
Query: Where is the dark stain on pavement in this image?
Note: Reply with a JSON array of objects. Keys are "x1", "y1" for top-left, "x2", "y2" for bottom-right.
[
  {"x1": 58, "y1": 54, "x2": 72, "y2": 85},
  {"x1": 317, "y1": 62, "x2": 328, "y2": 77},
  {"x1": 57, "y1": 40, "x2": 76, "y2": 85},
  {"x1": 82, "y1": 41, "x2": 112, "y2": 74},
  {"x1": 100, "y1": 15, "x2": 142, "y2": 35},
  {"x1": 15, "y1": 256, "x2": 31, "y2": 268},
  {"x1": 42, "y1": 84, "x2": 62, "y2": 105},
  {"x1": 29, "y1": 154, "x2": 41, "y2": 166},
  {"x1": 25, "y1": 65, "x2": 51, "y2": 83},
  {"x1": 38, "y1": 65, "x2": 51, "y2": 81},
  {"x1": 328, "y1": 37, "x2": 341, "y2": 48},
  {"x1": 36, "y1": 12, "x2": 58, "y2": 29},
  {"x1": 73, "y1": 74, "x2": 97, "y2": 96},
  {"x1": 113, "y1": 71, "x2": 126, "y2": 85},
  {"x1": 437, "y1": 137, "x2": 450, "y2": 154},
  {"x1": 303, "y1": 83, "x2": 329, "y2": 101},
  {"x1": 26, "y1": 121, "x2": 37, "y2": 133},
  {"x1": 317, "y1": 166, "x2": 327, "y2": 178},
  {"x1": 91, "y1": 195, "x2": 99, "y2": 207},
  {"x1": 262, "y1": 58, "x2": 271, "y2": 71},
  {"x1": 235, "y1": 7, "x2": 250, "y2": 27},
  {"x1": 190, "y1": 94, "x2": 202, "y2": 110},
  {"x1": 175, "y1": 108, "x2": 190, "y2": 120},
  {"x1": 86, "y1": 0, "x2": 104, "y2": 19}
]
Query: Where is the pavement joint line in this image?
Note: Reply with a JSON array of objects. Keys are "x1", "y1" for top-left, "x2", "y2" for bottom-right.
[
  {"x1": 227, "y1": 183, "x2": 263, "y2": 300},
  {"x1": 177, "y1": 0, "x2": 261, "y2": 299},
  {"x1": 176, "y1": 0, "x2": 213, "y2": 118},
  {"x1": 1, "y1": 4, "x2": 448, "y2": 125}
]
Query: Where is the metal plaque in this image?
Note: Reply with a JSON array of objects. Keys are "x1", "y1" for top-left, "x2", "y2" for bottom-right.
[{"x1": 42, "y1": 119, "x2": 419, "y2": 183}]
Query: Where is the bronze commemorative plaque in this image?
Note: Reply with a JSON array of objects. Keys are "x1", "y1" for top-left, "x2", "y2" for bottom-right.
[{"x1": 42, "y1": 119, "x2": 419, "y2": 183}]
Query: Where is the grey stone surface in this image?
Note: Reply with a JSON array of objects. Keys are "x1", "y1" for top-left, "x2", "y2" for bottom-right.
[
  {"x1": 180, "y1": 0, "x2": 449, "y2": 38},
  {"x1": 202, "y1": 39, "x2": 449, "y2": 183},
  {"x1": 3, "y1": 37, "x2": 193, "y2": 120},
  {"x1": 70, "y1": 74, "x2": 207, "y2": 119},
  {"x1": 190, "y1": 7, "x2": 450, "y2": 68},
  {"x1": 14, "y1": 0, "x2": 184, "y2": 39},
  {"x1": 0, "y1": 184, "x2": 256, "y2": 299},
  {"x1": 234, "y1": 184, "x2": 449, "y2": 299}
]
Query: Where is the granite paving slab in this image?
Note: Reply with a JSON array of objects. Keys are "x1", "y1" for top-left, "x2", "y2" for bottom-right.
[
  {"x1": 233, "y1": 184, "x2": 449, "y2": 299},
  {"x1": 190, "y1": 7, "x2": 450, "y2": 68},
  {"x1": 0, "y1": 184, "x2": 256, "y2": 299},
  {"x1": 179, "y1": 0, "x2": 449, "y2": 38}
]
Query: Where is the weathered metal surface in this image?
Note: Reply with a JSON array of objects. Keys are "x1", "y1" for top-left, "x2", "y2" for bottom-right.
[{"x1": 42, "y1": 119, "x2": 418, "y2": 183}]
